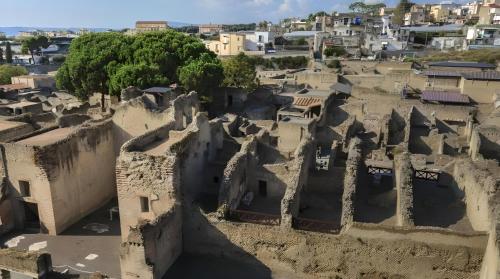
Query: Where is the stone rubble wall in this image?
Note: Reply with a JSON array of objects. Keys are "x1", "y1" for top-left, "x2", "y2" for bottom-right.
[
  {"x1": 118, "y1": 111, "x2": 215, "y2": 279},
  {"x1": 280, "y1": 137, "x2": 315, "y2": 228},
  {"x1": 218, "y1": 136, "x2": 258, "y2": 213},
  {"x1": 183, "y1": 208, "x2": 487, "y2": 279},
  {"x1": 394, "y1": 152, "x2": 415, "y2": 227},
  {"x1": 341, "y1": 137, "x2": 363, "y2": 229},
  {"x1": 0, "y1": 249, "x2": 52, "y2": 278},
  {"x1": 453, "y1": 159, "x2": 499, "y2": 232}
]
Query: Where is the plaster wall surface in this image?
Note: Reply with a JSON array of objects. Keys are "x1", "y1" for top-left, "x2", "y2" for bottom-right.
[{"x1": 460, "y1": 79, "x2": 500, "y2": 104}]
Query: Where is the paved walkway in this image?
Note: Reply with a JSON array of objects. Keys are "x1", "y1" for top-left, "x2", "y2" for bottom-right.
[{"x1": 1, "y1": 201, "x2": 121, "y2": 278}]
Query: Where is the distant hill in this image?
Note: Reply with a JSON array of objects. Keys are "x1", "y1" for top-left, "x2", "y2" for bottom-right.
[
  {"x1": 0, "y1": 27, "x2": 111, "y2": 37},
  {"x1": 0, "y1": 22, "x2": 193, "y2": 37}
]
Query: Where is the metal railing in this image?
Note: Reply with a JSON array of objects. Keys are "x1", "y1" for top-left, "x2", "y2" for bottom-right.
[{"x1": 230, "y1": 209, "x2": 281, "y2": 226}]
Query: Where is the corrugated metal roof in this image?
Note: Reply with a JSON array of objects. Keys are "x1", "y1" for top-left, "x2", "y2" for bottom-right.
[
  {"x1": 428, "y1": 61, "x2": 496, "y2": 69},
  {"x1": 421, "y1": 91, "x2": 470, "y2": 104},
  {"x1": 422, "y1": 71, "x2": 463, "y2": 77},
  {"x1": 461, "y1": 71, "x2": 500, "y2": 81}
]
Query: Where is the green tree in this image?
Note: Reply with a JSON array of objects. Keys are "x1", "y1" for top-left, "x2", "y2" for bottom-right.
[
  {"x1": 393, "y1": 0, "x2": 414, "y2": 25},
  {"x1": 349, "y1": 2, "x2": 386, "y2": 14},
  {"x1": 179, "y1": 53, "x2": 224, "y2": 99},
  {"x1": 349, "y1": 2, "x2": 367, "y2": 13},
  {"x1": 0, "y1": 64, "x2": 28, "y2": 84},
  {"x1": 258, "y1": 21, "x2": 269, "y2": 30},
  {"x1": 109, "y1": 64, "x2": 169, "y2": 96},
  {"x1": 222, "y1": 52, "x2": 257, "y2": 92},
  {"x1": 56, "y1": 32, "x2": 132, "y2": 105},
  {"x1": 324, "y1": 46, "x2": 347, "y2": 57},
  {"x1": 57, "y1": 30, "x2": 223, "y2": 106},
  {"x1": 5, "y1": 42, "x2": 13, "y2": 64},
  {"x1": 0, "y1": 47, "x2": 4, "y2": 64},
  {"x1": 21, "y1": 36, "x2": 50, "y2": 64}
]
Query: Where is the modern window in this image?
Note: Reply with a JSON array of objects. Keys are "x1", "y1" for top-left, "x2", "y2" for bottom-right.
[
  {"x1": 19, "y1": 181, "x2": 30, "y2": 197},
  {"x1": 140, "y1": 196, "x2": 149, "y2": 212}
]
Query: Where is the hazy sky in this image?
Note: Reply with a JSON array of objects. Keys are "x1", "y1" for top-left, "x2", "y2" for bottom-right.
[{"x1": 1, "y1": 0, "x2": 446, "y2": 28}]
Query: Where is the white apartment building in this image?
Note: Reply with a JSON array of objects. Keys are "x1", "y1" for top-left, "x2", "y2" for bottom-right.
[{"x1": 240, "y1": 31, "x2": 275, "y2": 51}]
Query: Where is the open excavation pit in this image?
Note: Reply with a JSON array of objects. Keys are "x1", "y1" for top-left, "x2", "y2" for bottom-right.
[
  {"x1": 0, "y1": 61, "x2": 498, "y2": 279},
  {"x1": 112, "y1": 83, "x2": 500, "y2": 279}
]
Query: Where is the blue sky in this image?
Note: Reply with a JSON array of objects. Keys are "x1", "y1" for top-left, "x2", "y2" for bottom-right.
[{"x1": 1, "y1": 0, "x2": 445, "y2": 28}]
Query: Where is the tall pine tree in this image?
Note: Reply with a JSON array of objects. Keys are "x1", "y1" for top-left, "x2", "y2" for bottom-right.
[
  {"x1": 393, "y1": 0, "x2": 414, "y2": 25},
  {"x1": 5, "y1": 42, "x2": 13, "y2": 64},
  {"x1": 0, "y1": 47, "x2": 4, "y2": 64}
]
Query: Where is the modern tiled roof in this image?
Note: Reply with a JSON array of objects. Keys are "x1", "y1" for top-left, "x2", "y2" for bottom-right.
[
  {"x1": 421, "y1": 90, "x2": 470, "y2": 104},
  {"x1": 428, "y1": 61, "x2": 496, "y2": 69},
  {"x1": 293, "y1": 97, "x2": 322, "y2": 108},
  {"x1": 422, "y1": 71, "x2": 463, "y2": 77},
  {"x1": 461, "y1": 71, "x2": 500, "y2": 81}
]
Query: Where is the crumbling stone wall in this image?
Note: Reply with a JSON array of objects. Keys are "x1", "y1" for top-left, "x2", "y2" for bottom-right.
[
  {"x1": 218, "y1": 137, "x2": 258, "y2": 212},
  {"x1": 453, "y1": 159, "x2": 499, "y2": 232},
  {"x1": 112, "y1": 96, "x2": 174, "y2": 154},
  {"x1": 1, "y1": 120, "x2": 116, "y2": 235},
  {"x1": 183, "y1": 208, "x2": 487, "y2": 279},
  {"x1": 394, "y1": 152, "x2": 415, "y2": 227},
  {"x1": 281, "y1": 137, "x2": 315, "y2": 228},
  {"x1": 118, "y1": 112, "x2": 221, "y2": 279},
  {"x1": 470, "y1": 126, "x2": 500, "y2": 161},
  {"x1": 341, "y1": 137, "x2": 363, "y2": 229},
  {"x1": 0, "y1": 249, "x2": 52, "y2": 278},
  {"x1": 172, "y1": 92, "x2": 200, "y2": 130},
  {"x1": 120, "y1": 204, "x2": 182, "y2": 279},
  {"x1": 0, "y1": 121, "x2": 35, "y2": 143},
  {"x1": 35, "y1": 120, "x2": 116, "y2": 234},
  {"x1": 388, "y1": 109, "x2": 406, "y2": 146}
]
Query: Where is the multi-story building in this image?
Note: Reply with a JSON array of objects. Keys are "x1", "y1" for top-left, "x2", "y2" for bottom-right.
[
  {"x1": 241, "y1": 31, "x2": 274, "y2": 51},
  {"x1": 430, "y1": 2, "x2": 461, "y2": 22},
  {"x1": 204, "y1": 33, "x2": 245, "y2": 56},
  {"x1": 461, "y1": 1, "x2": 482, "y2": 15},
  {"x1": 135, "y1": 21, "x2": 169, "y2": 32},
  {"x1": 404, "y1": 5, "x2": 431, "y2": 25},
  {"x1": 465, "y1": 25, "x2": 500, "y2": 48},
  {"x1": 198, "y1": 24, "x2": 224, "y2": 35},
  {"x1": 332, "y1": 14, "x2": 365, "y2": 37},
  {"x1": 291, "y1": 19, "x2": 309, "y2": 31},
  {"x1": 477, "y1": 0, "x2": 500, "y2": 24}
]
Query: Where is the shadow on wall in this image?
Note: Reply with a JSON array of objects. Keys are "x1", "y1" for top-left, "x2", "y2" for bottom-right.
[
  {"x1": 174, "y1": 205, "x2": 273, "y2": 279},
  {"x1": 409, "y1": 127, "x2": 433, "y2": 156},
  {"x1": 413, "y1": 175, "x2": 468, "y2": 230},
  {"x1": 479, "y1": 134, "x2": 500, "y2": 161},
  {"x1": 388, "y1": 110, "x2": 406, "y2": 145},
  {"x1": 328, "y1": 105, "x2": 350, "y2": 127},
  {"x1": 354, "y1": 172, "x2": 396, "y2": 225}
]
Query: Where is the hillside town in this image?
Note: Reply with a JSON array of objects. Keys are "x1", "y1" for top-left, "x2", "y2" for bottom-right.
[{"x1": 0, "y1": 0, "x2": 499, "y2": 279}]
